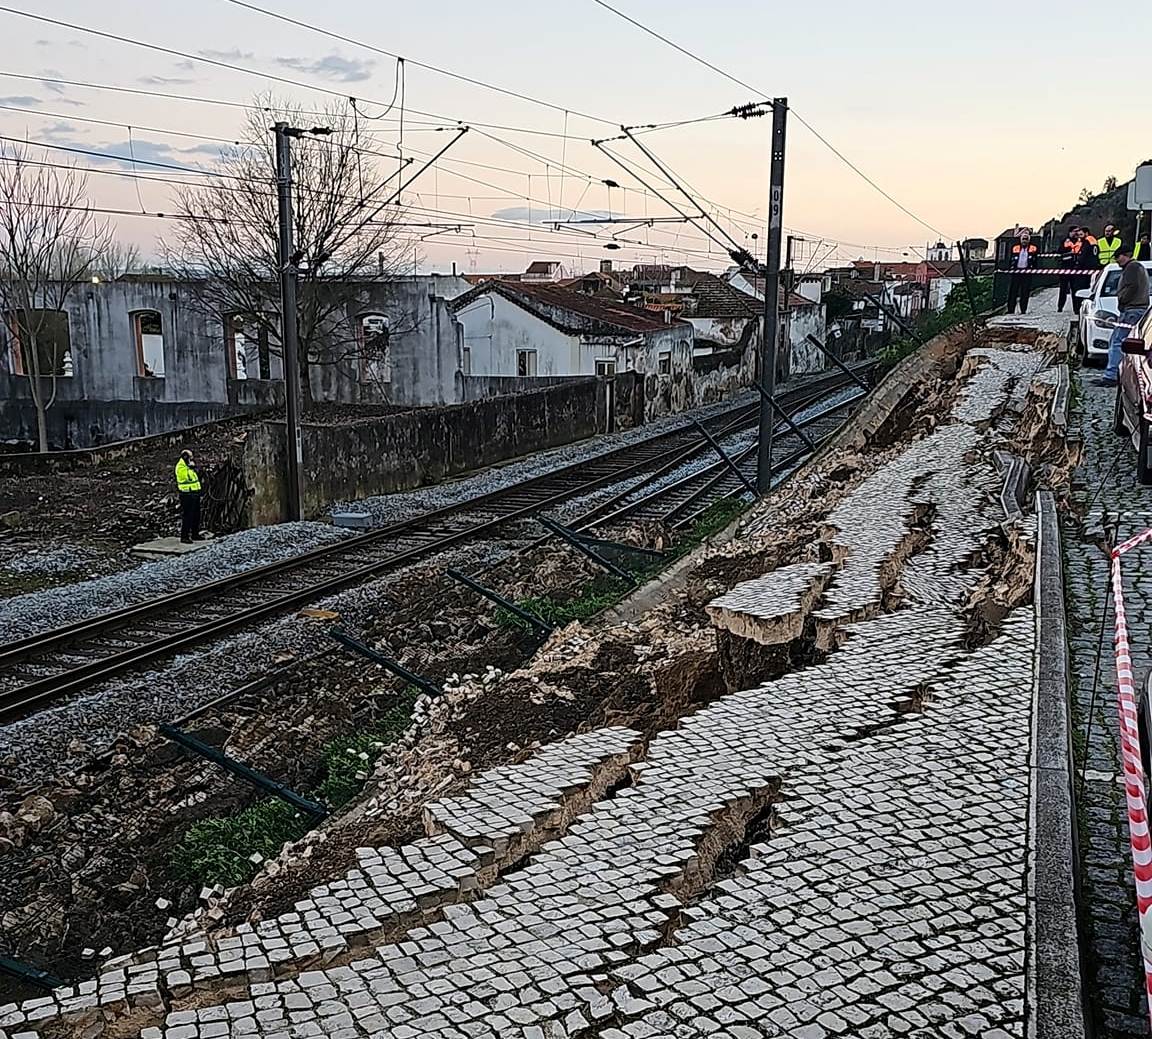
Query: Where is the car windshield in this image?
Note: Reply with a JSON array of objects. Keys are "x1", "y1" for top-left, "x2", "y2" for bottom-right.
[{"x1": 1101, "y1": 271, "x2": 1122, "y2": 296}]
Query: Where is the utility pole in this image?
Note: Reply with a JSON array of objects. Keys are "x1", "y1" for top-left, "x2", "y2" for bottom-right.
[
  {"x1": 274, "y1": 121, "x2": 305, "y2": 522},
  {"x1": 757, "y1": 97, "x2": 788, "y2": 495}
]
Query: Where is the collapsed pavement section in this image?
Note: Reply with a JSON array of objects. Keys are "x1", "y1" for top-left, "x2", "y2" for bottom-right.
[{"x1": 0, "y1": 329, "x2": 1083, "y2": 1039}]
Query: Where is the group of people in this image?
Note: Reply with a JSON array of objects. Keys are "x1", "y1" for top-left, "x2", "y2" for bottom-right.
[{"x1": 1004, "y1": 224, "x2": 1144, "y2": 315}]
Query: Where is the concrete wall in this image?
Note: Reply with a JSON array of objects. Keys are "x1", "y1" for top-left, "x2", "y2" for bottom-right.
[
  {"x1": 689, "y1": 316, "x2": 752, "y2": 348},
  {"x1": 0, "y1": 275, "x2": 471, "y2": 447},
  {"x1": 244, "y1": 378, "x2": 605, "y2": 524},
  {"x1": 456, "y1": 373, "x2": 592, "y2": 401},
  {"x1": 0, "y1": 384, "x2": 273, "y2": 448},
  {"x1": 341, "y1": 275, "x2": 471, "y2": 406},
  {"x1": 789, "y1": 306, "x2": 827, "y2": 375}
]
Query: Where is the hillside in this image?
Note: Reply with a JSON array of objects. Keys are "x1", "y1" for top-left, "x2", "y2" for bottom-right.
[{"x1": 1046, "y1": 164, "x2": 1152, "y2": 241}]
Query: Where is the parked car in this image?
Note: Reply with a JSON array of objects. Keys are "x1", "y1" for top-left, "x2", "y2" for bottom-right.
[
  {"x1": 1114, "y1": 308, "x2": 1152, "y2": 483},
  {"x1": 1079, "y1": 261, "x2": 1152, "y2": 365}
]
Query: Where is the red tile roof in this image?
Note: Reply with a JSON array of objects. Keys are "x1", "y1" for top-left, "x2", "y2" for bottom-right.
[{"x1": 450, "y1": 279, "x2": 681, "y2": 334}]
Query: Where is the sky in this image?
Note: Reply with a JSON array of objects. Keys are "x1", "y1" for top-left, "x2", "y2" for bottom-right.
[{"x1": 0, "y1": 0, "x2": 1146, "y2": 276}]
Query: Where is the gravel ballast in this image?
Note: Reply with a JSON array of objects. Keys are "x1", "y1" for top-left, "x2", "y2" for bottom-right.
[{"x1": 0, "y1": 523, "x2": 354, "y2": 643}]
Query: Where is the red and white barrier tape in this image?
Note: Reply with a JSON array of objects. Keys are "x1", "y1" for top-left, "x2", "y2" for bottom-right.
[
  {"x1": 999, "y1": 268, "x2": 1095, "y2": 276},
  {"x1": 1110, "y1": 536, "x2": 1152, "y2": 1027}
]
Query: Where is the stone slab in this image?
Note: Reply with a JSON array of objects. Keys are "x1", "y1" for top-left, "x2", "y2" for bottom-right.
[{"x1": 130, "y1": 537, "x2": 213, "y2": 559}]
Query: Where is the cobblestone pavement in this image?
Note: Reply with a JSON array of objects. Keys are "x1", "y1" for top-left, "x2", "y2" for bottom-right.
[
  {"x1": 0, "y1": 344, "x2": 1059, "y2": 1039},
  {"x1": 1065, "y1": 353, "x2": 1152, "y2": 1038}
]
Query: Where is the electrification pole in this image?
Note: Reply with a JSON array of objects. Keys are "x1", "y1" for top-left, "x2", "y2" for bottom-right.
[
  {"x1": 756, "y1": 97, "x2": 788, "y2": 494},
  {"x1": 274, "y1": 121, "x2": 305, "y2": 522}
]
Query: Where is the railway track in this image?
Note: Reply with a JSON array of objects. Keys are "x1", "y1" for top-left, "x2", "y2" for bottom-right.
[
  {"x1": 0, "y1": 367, "x2": 870, "y2": 721},
  {"x1": 574, "y1": 387, "x2": 864, "y2": 532}
]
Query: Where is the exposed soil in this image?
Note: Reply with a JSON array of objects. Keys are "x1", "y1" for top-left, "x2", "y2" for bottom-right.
[{"x1": 0, "y1": 422, "x2": 256, "y2": 552}]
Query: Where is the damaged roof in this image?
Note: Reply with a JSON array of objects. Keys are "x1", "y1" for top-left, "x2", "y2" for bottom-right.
[{"x1": 450, "y1": 279, "x2": 682, "y2": 335}]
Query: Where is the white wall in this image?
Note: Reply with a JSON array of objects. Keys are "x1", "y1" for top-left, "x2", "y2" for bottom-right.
[
  {"x1": 456, "y1": 293, "x2": 580, "y2": 377},
  {"x1": 929, "y1": 277, "x2": 963, "y2": 311},
  {"x1": 688, "y1": 316, "x2": 752, "y2": 348}
]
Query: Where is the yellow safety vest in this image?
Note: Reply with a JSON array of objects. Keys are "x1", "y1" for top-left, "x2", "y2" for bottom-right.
[
  {"x1": 1099, "y1": 236, "x2": 1123, "y2": 265},
  {"x1": 175, "y1": 458, "x2": 201, "y2": 493}
]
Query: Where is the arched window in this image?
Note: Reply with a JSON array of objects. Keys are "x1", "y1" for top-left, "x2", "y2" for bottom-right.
[
  {"x1": 6, "y1": 309, "x2": 73, "y2": 377},
  {"x1": 359, "y1": 313, "x2": 391, "y2": 385},
  {"x1": 131, "y1": 310, "x2": 164, "y2": 377},
  {"x1": 224, "y1": 312, "x2": 274, "y2": 381}
]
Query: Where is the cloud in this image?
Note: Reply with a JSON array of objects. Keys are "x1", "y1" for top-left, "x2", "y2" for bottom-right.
[
  {"x1": 35, "y1": 75, "x2": 85, "y2": 107},
  {"x1": 138, "y1": 75, "x2": 197, "y2": 86},
  {"x1": 35, "y1": 38, "x2": 86, "y2": 49},
  {"x1": 0, "y1": 96, "x2": 42, "y2": 108},
  {"x1": 36, "y1": 121, "x2": 83, "y2": 144},
  {"x1": 174, "y1": 60, "x2": 196, "y2": 71},
  {"x1": 490, "y1": 206, "x2": 617, "y2": 224},
  {"x1": 276, "y1": 53, "x2": 374, "y2": 83},
  {"x1": 199, "y1": 48, "x2": 254, "y2": 61}
]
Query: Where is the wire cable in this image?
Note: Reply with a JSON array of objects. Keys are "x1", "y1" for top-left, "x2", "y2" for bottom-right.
[
  {"x1": 586, "y1": 0, "x2": 950, "y2": 238},
  {"x1": 222, "y1": 0, "x2": 617, "y2": 127}
]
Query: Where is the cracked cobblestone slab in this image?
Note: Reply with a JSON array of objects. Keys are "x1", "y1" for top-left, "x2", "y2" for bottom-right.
[
  {"x1": 616, "y1": 610, "x2": 1034, "y2": 1039},
  {"x1": 1, "y1": 345, "x2": 1055, "y2": 1039},
  {"x1": 705, "y1": 562, "x2": 834, "y2": 645},
  {"x1": 0, "y1": 728, "x2": 642, "y2": 1031}
]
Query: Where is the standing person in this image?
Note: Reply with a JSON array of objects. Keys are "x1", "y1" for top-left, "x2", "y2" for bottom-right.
[
  {"x1": 1006, "y1": 229, "x2": 1040, "y2": 314},
  {"x1": 1098, "y1": 223, "x2": 1123, "y2": 266},
  {"x1": 1098, "y1": 245, "x2": 1149, "y2": 387},
  {"x1": 1136, "y1": 232, "x2": 1152, "y2": 261},
  {"x1": 1058, "y1": 228, "x2": 1083, "y2": 313},
  {"x1": 175, "y1": 449, "x2": 204, "y2": 544}
]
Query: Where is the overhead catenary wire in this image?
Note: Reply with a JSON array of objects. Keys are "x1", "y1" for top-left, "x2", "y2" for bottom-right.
[
  {"x1": 0, "y1": 137, "x2": 734, "y2": 263},
  {"x1": 585, "y1": 0, "x2": 951, "y2": 239},
  {"x1": 220, "y1": 0, "x2": 618, "y2": 128}
]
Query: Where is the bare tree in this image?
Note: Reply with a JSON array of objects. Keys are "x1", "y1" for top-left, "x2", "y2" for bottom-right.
[
  {"x1": 92, "y1": 240, "x2": 143, "y2": 279},
  {"x1": 163, "y1": 96, "x2": 412, "y2": 406},
  {"x1": 0, "y1": 141, "x2": 113, "y2": 451}
]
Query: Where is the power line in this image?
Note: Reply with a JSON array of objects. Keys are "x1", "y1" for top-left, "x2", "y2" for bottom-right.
[
  {"x1": 585, "y1": 0, "x2": 950, "y2": 239},
  {"x1": 223, "y1": 0, "x2": 617, "y2": 128}
]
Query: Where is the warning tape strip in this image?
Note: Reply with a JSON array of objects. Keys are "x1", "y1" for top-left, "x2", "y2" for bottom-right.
[
  {"x1": 1110, "y1": 537, "x2": 1152, "y2": 1028},
  {"x1": 1114, "y1": 527, "x2": 1152, "y2": 557},
  {"x1": 995, "y1": 270, "x2": 1092, "y2": 278}
]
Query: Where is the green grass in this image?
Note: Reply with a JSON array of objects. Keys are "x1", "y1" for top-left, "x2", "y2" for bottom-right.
[
  {"x1": 879, "y1": 276, "x2": 994, "y2": 368},
  {"x1": 172, "y1": 798, "x2": 309, "y2": 888},
  {"x1": 171, "y1": 690, "x2": 418, "y2": 888},
  {"x1": 499, "y1": 576, "x2": 632, "y2": 631},
  {"x1": 316, "y1": 691, "x2": 418, "y2": 807},
  {"x1": 674, "y1": 497, "x2": 748, "y2": 553}
]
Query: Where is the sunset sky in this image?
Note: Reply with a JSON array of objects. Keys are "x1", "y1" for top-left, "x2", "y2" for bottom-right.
[{"x1": 0, "y1": 0, "x2": 1144, "y2": 275}]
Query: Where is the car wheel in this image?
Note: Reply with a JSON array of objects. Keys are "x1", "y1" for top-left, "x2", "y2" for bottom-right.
[
  {"x1": 1139, "y1": 416, "x2": 1152, "y2": 486},
  {"x1": 1115, "y1": 385, "x2": 1128, "y2": 435}
]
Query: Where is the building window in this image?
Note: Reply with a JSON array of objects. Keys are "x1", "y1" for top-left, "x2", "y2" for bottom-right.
[
  {"x1": 657, "y1": 351, "x2": 672, "y2": 375},
  {"x1": 225, "y1": 313, "x2": 272, "y2": 381},
  {"x1": 461, "y1": 346, "x2": 472, "y2": 376},
  {"x1": 516, "y1": 349, "x2": 538, "y2": 377},
  {"x1": 131, "y1": 310, "x2": 165, "y2": 377},
  {"x1": 359, "y1": 313, "x2": 391, "y2": 385},
  {"x1": 595, "y1": 359, "x2": 616, "y2": 377},
  {"x1": 6, "y1": 310, "x2": 73, "y2": 377}
]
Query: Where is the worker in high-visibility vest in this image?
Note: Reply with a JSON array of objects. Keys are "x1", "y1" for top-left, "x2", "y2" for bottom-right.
[
  {"x1": 175, "y1": 449, "x2": 204, "y2": 544},
  {"x1": 1136, "y1": 233, "x2": 1152, "y2": 261},
  {"x1": 1098, "y1": 224, "x2": 1123, "y2": 266}
]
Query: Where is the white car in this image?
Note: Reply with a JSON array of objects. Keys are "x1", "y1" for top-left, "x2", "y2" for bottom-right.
[{"x1": 1078, "y1": 261, "x2": 1152, "y2": 365}]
